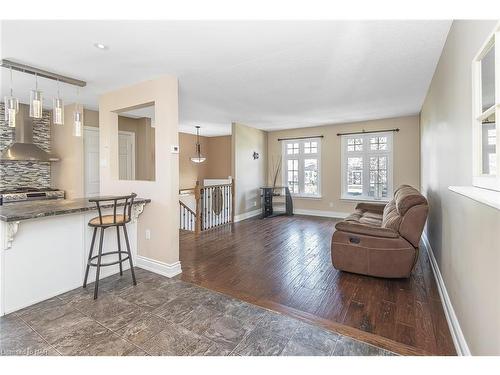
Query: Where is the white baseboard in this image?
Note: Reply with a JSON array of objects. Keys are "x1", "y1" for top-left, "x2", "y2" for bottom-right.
[
  {"x1": 234, "y1": 208, "x2": 261, "y2": 222},
  {"x1": 293, "y1": 208, "x2": 350, "y2": 219},
  {"x1": 136, "y1": 256, "x2": 182, "y2": 278},
  {"x1": 421, "y1": 234, "x2": 471, "y2": 356}
]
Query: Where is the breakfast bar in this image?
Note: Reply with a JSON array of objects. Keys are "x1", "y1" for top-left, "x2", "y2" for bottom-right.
[{"x1": 0, "y1": 197, "x2": 150, "y2": 315}]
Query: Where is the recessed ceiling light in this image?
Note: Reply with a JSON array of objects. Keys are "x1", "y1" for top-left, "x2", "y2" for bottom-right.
[{"x1": 93, "y1": 43, "x2": 108, "y2": 50}]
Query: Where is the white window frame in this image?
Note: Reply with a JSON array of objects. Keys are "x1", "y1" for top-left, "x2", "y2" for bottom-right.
[
  {"x1": 472, "y1": 23, "x2": 500, "y2": 192},
  {"x1": 282, "y1": 138, "x2": 322, "y2": 198},
  {"x1": 341, "y1": 131, "x2": 394, "y2": 202}
]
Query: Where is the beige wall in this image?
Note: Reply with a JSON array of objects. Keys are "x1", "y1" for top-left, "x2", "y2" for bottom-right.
[
  {"x1": 179, "y1": 133, "x2": 231, "y2": 189},
  {"x1": 51, "y1": 103, "x2": 84, "y2": 199},
  {"x1": 99, "y1": 76, "x2": 179, "y2": 265},
  {"x1": 232, "y1": 122, "x2": 267, "y2": 215},
  {"x1": 420, "y1": 20, "x2": 500, "y2": 355},
  {"x1": 267, "y1": 115, "x2": 420, "y2": 214}
]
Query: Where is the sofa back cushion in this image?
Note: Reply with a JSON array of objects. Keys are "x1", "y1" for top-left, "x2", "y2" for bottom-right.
[
  {"x1": 381, "y1": 185, "x2": 429, "y2": 247},
  {"x1": 381, "y1": 200, "x2": 401, "y2": 231}
]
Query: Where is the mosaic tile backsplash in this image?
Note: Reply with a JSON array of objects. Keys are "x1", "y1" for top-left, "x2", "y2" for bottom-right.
[{"x1": 0, "y1": 103, "x2": 52, "y2": 190}]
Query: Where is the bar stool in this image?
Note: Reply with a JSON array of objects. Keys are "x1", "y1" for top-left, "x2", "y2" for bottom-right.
[{"x1": 83, "y1": 193, "x2": 138, "y2": 299}]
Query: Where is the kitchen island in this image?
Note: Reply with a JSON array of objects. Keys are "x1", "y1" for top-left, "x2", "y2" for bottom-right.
[{"x1": 0, "y1": 197, "x2": 150, "y2": 315}]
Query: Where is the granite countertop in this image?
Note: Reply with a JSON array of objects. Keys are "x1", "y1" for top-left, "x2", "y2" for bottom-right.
[{"x1": 0, "y1": 197, "x2": 151, "y2": 222}]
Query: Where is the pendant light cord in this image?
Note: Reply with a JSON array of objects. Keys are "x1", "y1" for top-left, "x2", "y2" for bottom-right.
[{"x1": 9, "y1": 66, "x2": 13, "y2": 96}]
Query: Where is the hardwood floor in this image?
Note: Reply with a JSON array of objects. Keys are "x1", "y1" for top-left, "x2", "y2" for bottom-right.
[{"x1": 179, "y1": 215, "x2": 456, "y2": 356}]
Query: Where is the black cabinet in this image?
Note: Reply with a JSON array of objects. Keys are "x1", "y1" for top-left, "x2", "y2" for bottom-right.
[{"x1": 260, "y1": 186, "x2": 293, "y2": 218}]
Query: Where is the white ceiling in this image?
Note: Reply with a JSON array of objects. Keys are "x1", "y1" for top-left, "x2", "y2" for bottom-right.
[{"x1": 1, "y1": 20, "x2": 451, "y2": 136}]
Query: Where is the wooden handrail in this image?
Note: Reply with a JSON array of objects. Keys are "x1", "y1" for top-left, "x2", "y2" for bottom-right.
[{"x1": 179, "y1": 200, "x2": 195, "y2": 216}]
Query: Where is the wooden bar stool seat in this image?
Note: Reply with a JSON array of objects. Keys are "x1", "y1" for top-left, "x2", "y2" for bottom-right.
[
  {"x1": 89, "y1": 214, "x2": 129, "y2": 226},
  {"x1": 83, "y1": 193, "x2": 138, "y2": 299}
]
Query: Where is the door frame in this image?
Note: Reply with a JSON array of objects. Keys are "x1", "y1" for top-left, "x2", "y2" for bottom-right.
[
  {"x1": 83, "y1": 126, "x2": 101, "y2": 197},
  {"x1": 118, "y1": 130, "x2": 136, "y2": 180}
]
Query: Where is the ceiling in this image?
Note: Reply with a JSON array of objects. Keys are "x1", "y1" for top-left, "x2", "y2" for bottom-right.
[{"x1": 1, "y1": 20, "x2": 451, "y2": 136}]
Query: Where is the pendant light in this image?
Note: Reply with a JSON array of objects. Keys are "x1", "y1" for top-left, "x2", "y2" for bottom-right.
[
  {"x1": 190, "y1": 126, "x2": 206, "y2": 163},
  {"x1": 53, "y1": 79, "x2": 64, "y2": 125},
  {"x1": 29, "y1": 72, "x2": 43, "y2": 118},
  {"x1": 3, "y1": 67, "x2": 19, "y2": 128},
  {"x1": 73, "y1": 87, "x2": 83, "y2": 137}
]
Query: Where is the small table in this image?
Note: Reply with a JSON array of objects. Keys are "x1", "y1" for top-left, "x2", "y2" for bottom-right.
[{"x1": 260, "y1": 186, "x2": 293, "y2": 218}]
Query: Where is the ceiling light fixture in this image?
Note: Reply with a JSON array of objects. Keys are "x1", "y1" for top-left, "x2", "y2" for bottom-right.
[
  {"x1": 4, "y1": 67, "x2": 19, "y2": 128},
  {"x1": 53, "y1": 79, "x2": 64, "y2": 125},
  {"x1": 29, "y1": 72, "x2": 43, "y2": 119},
  {"x1": 190, "y1": 126, "x2": 206, "y2": 164},
  {"x1": 93, "y1": 43, "x2": 108, "y2": 50}
]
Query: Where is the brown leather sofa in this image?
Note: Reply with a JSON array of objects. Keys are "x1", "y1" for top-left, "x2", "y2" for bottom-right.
[{"x1": 331, "y1": 185, "x2": 428, "y2": 278}]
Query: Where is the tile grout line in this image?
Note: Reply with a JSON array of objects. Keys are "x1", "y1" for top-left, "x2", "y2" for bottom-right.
[{"x1": 15, "y1": 314, "x2": 63, "y2": 356}]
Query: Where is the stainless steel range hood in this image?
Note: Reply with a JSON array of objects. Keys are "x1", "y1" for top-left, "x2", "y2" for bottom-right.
[{"x1": 1, "y1": 105, "x2": 59, "y2": 162}]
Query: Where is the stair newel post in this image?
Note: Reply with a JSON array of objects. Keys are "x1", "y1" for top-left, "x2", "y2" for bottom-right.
[
  {"x1": 231, "y1": 177, "x2": 235, "y2": 223},
  {"x1": 194, "y1": 180, "x2": 202, "y2": 234}
]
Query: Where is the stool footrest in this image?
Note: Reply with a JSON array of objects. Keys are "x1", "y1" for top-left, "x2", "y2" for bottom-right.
[{"x1": 88, "y1": 251, "x2": 130, "y2": 267}]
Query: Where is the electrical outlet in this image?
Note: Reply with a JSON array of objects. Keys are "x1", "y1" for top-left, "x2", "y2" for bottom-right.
[
  {"x1": 253, "y1": 201, "x2": 257, "y2": 207},
  {"x1": 145, "y1": 229, "x2": 151, "y2": 240},
  {"x1": 329, "y1": 202, "x2": 334, "y2": 208}
]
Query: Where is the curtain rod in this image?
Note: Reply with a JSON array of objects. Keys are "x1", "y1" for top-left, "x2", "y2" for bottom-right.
[
  {"x1": 336, "y1": 128, "x2": 399, "y2": 136},
  {"x1": 0, "y1": 59, "x2": 87, "y2": 87},
  {"x1": 277, "y1": 135, "x2": 324, "y2": 141}
]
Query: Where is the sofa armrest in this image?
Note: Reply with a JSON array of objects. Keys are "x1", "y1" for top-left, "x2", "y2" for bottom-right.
[
  {"x1": 355, "y1": 202, "x2": 386, "y2": 213},
  {"x1": 335, "y1": 221, "x2": 398, "y2": 238}
]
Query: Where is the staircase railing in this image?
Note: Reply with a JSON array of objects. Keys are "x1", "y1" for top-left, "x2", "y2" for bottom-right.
[
  {"x1": 179, "y1": 178, "x2": 235, "y2": 234},
  {"x1": 179, "y1": 200, "x2": 196, "y2": 231}
]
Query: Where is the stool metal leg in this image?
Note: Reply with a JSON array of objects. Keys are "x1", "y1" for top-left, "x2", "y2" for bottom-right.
[
  {"x1": 116, "y1": 226, "x2": 123, "y2": 276},
  {"x1": 94, "y1": 228, "x2": 105, "y2": 299},
  {"x1": 122, "y1": 224, "x2": 137, "y2": 285},
  {"x1": 83, "y1": 227, "x2": 97, "y2": 288}
]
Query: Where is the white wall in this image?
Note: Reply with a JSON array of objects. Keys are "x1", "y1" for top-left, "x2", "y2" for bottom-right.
[{"x1": 420, "y1": 20, "x2": 500, "y2": 355}]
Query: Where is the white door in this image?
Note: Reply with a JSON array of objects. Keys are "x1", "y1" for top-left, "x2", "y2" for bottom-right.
[
  {"x1": 84, "y1": 127, "x2": 100, "y2": 197},
  {"x1": 118, "y1": 131, "x2": 135, "y2": 180}
]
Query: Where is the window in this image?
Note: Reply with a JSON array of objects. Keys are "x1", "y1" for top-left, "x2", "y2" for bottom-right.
[
  {"x1": 472, "y1": 25, "x2": 500, "y2": 191},
  {"x1": 341, "y1": 132, "x2": 393, "y2": 201},
  {"x1": 282, "y1": 138, "x2": 321, "y2": 197}
]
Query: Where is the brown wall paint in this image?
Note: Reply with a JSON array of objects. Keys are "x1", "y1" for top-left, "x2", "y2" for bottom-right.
[
  {"x1": 420, "y1": 20, "x2": 500, "y2": 355},
  {"x1": 179, "y1": 132, "x2": 231, "y2": 189},
  {"x1": 267, "y1": 115, "x2": 420, "y2": 214}
]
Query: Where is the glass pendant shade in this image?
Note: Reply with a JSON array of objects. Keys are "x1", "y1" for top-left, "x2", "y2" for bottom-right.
[
  {"x1": 30, "y1": 89, "x2": 43, "y2": 118},
  {"x1": 53, "y1": 97, "x2": 64, "y2": 125},
  {"x1": 73, "y1": 105, "x2": 83, "y2": 137},
  {"x1": 190, "y1": 156, "x2": 206, "y2": 163},
  {"x1": 4, "y1": 96, "x2": 19, "y2": 128}
]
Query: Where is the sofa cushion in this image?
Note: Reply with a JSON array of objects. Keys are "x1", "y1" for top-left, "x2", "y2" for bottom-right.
[
  {"x1": 381, "y1": 200, "x2": 401, "y2": 231},
  {"x1": 394, "y1": 185, "x2": 427, "y2": 216},
  {"x1": 345, "y1": 209, "x2": 383, "y2": 227}
]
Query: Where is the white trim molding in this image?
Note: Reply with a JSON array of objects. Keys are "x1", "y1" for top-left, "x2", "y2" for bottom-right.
[
  {"x1": 449, "y1": 185, "x2": 500, "y2": 211},
  {"x1": 234, "y1": 208, "x2": 261, "y2": 222},
  {"x1": 293, "y1": 208, "x2": 349, "y2": 219},
  {"x1": 136, "y1": 256, "x2": 182, "y2": 278},
  {"x1": 421, "y1": 234, "x2": 471, "y2": 356}
]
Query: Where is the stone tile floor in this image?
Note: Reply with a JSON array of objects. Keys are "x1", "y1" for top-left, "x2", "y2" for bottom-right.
[{"x1": 0, "y1": 268, "x2": 395, "y2": 356}]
